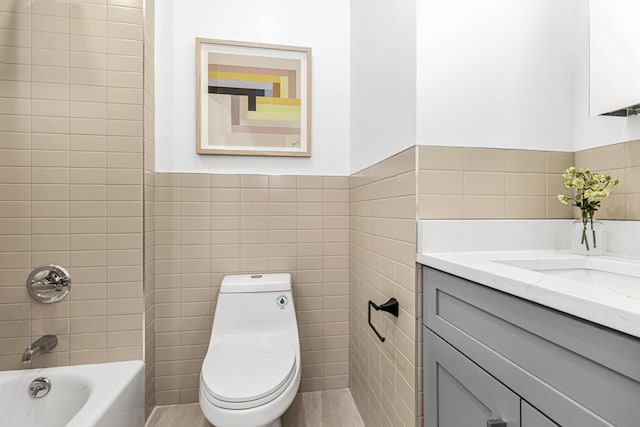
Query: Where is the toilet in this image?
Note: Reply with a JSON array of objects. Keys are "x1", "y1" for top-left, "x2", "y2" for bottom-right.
[{"x1": 199, "y1": 273, "x2": 300, "y2": 427}]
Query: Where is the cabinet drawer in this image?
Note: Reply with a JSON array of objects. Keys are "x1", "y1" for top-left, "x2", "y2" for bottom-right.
[
  {"x1": 423, "y1": 267, "x2": 640, "y2": 427},
  {"x1": 424, "y1": 327, "x2": 520, "y2": 427}
]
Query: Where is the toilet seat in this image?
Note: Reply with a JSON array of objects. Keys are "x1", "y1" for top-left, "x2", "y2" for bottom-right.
[{"x1": 201, "y1": 333, "x2": 297, "y2": 410}]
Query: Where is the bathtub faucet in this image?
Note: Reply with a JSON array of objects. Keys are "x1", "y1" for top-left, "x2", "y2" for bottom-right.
[{"x1": 22, "y1": 335, "x2": 57, "y2": 364}]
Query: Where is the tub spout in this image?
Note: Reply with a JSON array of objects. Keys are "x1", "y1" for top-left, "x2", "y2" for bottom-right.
[{"x1": 22, "y1": 335, "x2": 57, "y2": 364}]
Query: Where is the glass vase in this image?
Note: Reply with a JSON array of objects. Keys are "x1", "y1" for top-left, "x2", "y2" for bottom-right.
[{"x1": 571, "y1": 219, "x2": 605, "y2": 256}]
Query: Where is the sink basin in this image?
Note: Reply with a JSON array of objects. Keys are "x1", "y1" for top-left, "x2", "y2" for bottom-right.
[
  {"x1": 494, "y1": 256, "x2": 640, "y2": 293},
  {"x1": 535, "y1": 268, "x2": 638, "y2": 288}
]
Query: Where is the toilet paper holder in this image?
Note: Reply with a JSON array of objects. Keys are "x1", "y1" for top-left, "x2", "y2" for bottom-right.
[{"x1": 368, "y1": 298, "x2": 399, "y2": 342}]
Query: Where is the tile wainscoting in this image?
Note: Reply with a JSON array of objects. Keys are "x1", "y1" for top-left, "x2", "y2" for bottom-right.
[
  {"x1": 153, "y1": 173, "x2": 350, "y2": 404},
  {"x1": 418, "y1": 146, "x2": 574, "y2": 219},
  {"x1": 575, "y1": 140, "x2": 640, "y2": 220},
  {"x1": 416, "y1": 141, "x2": 640, "y2": 221},
  {"x1": 350, "y1": 148, "x2": 419, "y2": 426}
]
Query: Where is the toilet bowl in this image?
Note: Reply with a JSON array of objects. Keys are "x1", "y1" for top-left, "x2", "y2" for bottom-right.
[{"x1": 199, "y1": 273, "x2": 300, "y2": 427}]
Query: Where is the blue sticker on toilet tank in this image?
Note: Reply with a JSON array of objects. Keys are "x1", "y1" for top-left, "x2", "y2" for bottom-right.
[{"x1": 276, "y1": 296, "x2": 288, "y2": 308}]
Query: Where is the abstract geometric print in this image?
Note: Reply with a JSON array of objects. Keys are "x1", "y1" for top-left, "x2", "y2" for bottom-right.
[{"x1": 206, "y1": 52, "x2": 303, "y2": 150}]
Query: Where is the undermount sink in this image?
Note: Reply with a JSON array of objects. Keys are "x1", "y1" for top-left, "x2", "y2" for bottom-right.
[
  {"x1": 533, "y1": 268, "x2": 638, "y2": 288},
  {"x1": 493, "y1": 256, "x2": 640, "y2": 290}
]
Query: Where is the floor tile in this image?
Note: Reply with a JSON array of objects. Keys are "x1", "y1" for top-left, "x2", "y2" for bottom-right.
[{"x1": 145, "y1": 389, "x2": 364, "y2": 427}]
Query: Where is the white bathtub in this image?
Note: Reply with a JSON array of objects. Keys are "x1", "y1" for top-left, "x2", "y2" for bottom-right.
[{"x1": 0, "y1": 360, "x2": 145, "y2": 427}]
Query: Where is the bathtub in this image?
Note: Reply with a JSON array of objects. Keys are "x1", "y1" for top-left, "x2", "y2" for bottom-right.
[{"x1": 0, "y1": 360, "x2": 145, "y2": 427}]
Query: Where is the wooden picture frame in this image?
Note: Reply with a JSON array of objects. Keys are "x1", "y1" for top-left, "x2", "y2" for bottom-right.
[{"x1": 195, "y1": 38, "x2": 312, "y2": 157}]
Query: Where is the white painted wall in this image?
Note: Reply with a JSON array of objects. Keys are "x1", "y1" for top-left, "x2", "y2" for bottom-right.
[
  {"x1": 573, "y1": 0, "x2": 640, "y2": 151},
  {"x1": 156, "y1": 1, "x2": 640, "y2": 175},
  {"x1": 349, "y1": 0, "x2": 416, "y2": 174},
  {"x1": 155, "y1": 0, "x2": 350, "y2": 175},
  {"x1": 416, "y1": 0, "x2": 577, "y2": 152}
]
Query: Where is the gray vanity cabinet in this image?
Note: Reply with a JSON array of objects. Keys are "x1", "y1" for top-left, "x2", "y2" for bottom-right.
[
  {"x1": 422, "y1": 266, "x2": 640, "y2": 427},
  {"x1": 521, "y1": 401, "x2": 558, "y2": 427},
  {"x1": 424, "y1": 327, "x2": 520, "y2": 427}
]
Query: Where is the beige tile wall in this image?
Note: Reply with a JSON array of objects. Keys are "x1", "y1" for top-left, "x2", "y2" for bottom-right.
[
  {"x1": 417, "y1": 146, "x2": 575, "y2": 220},
  {"x1": 143, "y1": 0, "x2": 156, "y2": 416},
  {"x1": 349, "y1": 147, "x2": 418, "y2": 427},
  {"x1": 0, "y1": 0, "x2": 31, "y2": 370},
  {"x1": 348, "y1": 145, "x2": 574, "y2": 427},
  {"x1": 575, "y1": 140, "x2": 640, "y2": 220},
  {"x1": 0, "y1": 0, "x2": 145, "y2": 371},
  {"x1": 153, "y1": 173, "x2": 350, "y2": 405}
]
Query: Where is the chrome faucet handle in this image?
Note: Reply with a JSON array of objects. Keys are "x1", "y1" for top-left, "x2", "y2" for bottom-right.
[
  {"x1": 32, "y1": 277, "x2": 64, "y2": 291},
  {"x1": 27, "y1": 265, "x2": 71, "y2": 303}
]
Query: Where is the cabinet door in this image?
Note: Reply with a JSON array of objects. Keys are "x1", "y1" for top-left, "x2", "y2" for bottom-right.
[
  {"x1": 424, "y1": 327, "x2": 520, "y2": 427},
  {"x1": 521, "y1": 401, "x2": 558, "y2": 427}
]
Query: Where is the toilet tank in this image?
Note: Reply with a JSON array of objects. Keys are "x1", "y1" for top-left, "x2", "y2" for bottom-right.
[
  {"x1": 220, "y1": 273, "x2": 292, "y2": 294},
  {"x1": 210, "y1": 273, "x2": 298, "y2": 339}
]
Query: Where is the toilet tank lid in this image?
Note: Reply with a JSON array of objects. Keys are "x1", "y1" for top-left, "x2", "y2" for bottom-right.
[{"x1": 220, "y1": 273, "x2": 292, "y2": 293}]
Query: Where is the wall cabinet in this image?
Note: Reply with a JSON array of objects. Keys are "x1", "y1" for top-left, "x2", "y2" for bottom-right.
[
  {"x1": 589, "y1": 0, "x2": 640, "y2": 116},
  {"x1": 422, "y1": 267, "x2": 640, "y2": 427}
]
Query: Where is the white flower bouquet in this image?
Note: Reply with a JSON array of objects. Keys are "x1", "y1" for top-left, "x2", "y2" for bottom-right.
[{"x1": 557, "y1": 167, "x2": 619, "y2": 251}]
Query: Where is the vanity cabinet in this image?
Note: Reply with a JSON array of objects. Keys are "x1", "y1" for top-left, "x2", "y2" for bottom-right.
[
  {"x1": 422, "y1": 267, "x2": 640, "y2": 427},
  {"x1": 521, "y1": 401, "x2": 557, "y2": 427}
]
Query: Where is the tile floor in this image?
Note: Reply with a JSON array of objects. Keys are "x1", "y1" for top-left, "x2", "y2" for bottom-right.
[{"x1": 146, "y1": 389, "x2": 364, "y2": 427}]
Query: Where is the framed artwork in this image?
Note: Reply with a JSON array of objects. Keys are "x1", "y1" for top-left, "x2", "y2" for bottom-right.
[{"x1": 195, "y1": 38, "x2": 312, "y2": 157}]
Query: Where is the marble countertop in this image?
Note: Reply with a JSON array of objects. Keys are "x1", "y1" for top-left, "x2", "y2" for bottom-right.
[{"x1": 417, "y1": 250, "x2": 640, "y2": 339}]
